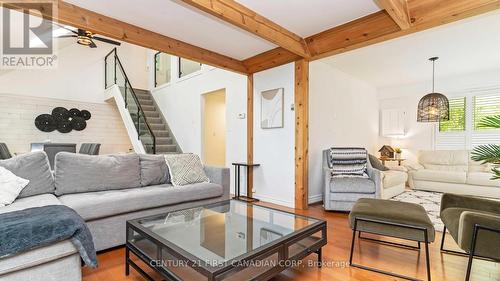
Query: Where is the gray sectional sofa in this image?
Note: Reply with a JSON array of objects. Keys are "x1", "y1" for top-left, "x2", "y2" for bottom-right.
[{"x1": 0, "y1": 151, "x2": 230, "y2": 281}]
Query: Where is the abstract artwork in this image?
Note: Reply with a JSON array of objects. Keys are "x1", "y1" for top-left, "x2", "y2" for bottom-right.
[{"x1": 261, "y1": 88, "x2": 284, "y2": 129}]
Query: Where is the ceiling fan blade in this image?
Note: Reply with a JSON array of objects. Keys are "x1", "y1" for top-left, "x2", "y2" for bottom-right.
[
  {"x1": 89, "y1": 40, "x2": 97, "y2": 48},
  {"x1": 52, "y1": 23, "x2": 78, "y2": 35},
  {"x1": 55, "y1": 35, "x2": 77, "y2": 38},
  {"x1": 93, "y1": 36, "x2": 121, "y2": 46}
]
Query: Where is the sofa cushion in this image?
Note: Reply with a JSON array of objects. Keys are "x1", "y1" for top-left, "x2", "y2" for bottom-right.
[
  {"x1": 0, "y1": 240, "x2": 77, "y2": 276},
  {"x1": 0, "y1": 166, "x2": 30, "y2": 207},
  {"x1": 0, "y1": 151, "x2": 55, "y2": 198},
  {"x1": 164, "y1": 154, "x2": 209, "y2": 186},
  {"x1": 139, "y1": 154, "x2": 169, "y2": 186},
  {"x1": 466, "y1": 172, "x2": 500, "y2": 187},
  {"x1": 0, "y1": 194, "x2": 61, "y2": 215},
  {"x1": 381, "y1": 170, "x2": 408, "y2": 188},
  {"x1": 419, "y1": 150, "x2": 469, "y2": 172},
  {"x1": 468, "y1": 155, "x2": 491, "y2": 173},
  {"x1": 369, "y1": 154, "x2": 389, "y2": 171},
  {"x1": 412, "y1": 169, "x2": 466, "y2": 184},
  {"x1": 59, "y1": 183, "x2": 223, "y2": 220},
  {"x1": 330, "y1": 177, "x2": 375, "y2": 194},
  {"x1": 54, "y1": 152, "x2": 141, "y2": 196}
]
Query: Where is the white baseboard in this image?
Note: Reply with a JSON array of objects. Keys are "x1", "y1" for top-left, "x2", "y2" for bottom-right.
[
  {"x1": 252, "y1": 194, "x2": 294, "y2": 208},
  {"x1": 308, "y1": 194, "x2": 323, "y2": 204}
]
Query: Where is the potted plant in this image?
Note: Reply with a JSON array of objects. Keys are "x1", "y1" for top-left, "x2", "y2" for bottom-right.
[
  {"x1": 394, "y1": 148, "x2": 402, "y2": 159},
  {"x1": 471, "y1": 115, "x2": 500, "y2": 180}
]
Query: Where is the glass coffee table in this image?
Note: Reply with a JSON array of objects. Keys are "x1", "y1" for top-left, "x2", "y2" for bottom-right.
[{"x1": 126, "y1": 200, "x2": 327, "y2": 281}]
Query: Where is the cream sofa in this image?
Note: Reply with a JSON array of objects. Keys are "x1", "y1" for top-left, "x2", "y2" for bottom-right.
[
  {"x1": 380, "y1": 167, "x2": 408, "y2": 199},
  {"x1": 407, "y1": 150, "x2": 500, "y2": 198}
]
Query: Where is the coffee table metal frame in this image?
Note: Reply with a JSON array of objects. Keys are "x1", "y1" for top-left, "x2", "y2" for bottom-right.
[{"x1": 125, "y1": 200, "x2": 327, "y2": 281}]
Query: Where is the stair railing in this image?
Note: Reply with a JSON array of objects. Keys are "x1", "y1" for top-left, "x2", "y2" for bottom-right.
[{"x1": 105, "y1": 48, "x2": 156, "y2": 154}]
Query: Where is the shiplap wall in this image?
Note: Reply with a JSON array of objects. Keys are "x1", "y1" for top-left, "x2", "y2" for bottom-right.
[{"x1": 0, "y1": 94, "x2": 132, "y2": 154}]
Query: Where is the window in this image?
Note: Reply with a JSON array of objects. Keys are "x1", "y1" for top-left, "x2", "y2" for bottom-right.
[
  {"x1": 439, "y1": 97, "x2": 466, "y2": 132},
  {"x1": 179, "y1": 57, "x2": 202, "y2": 78},
  {"x1": 154, "y1": 52, "x2": 172, "y2": 87},
  {"x1": 436, "y1": 93, "x2": 500, "y2": 150},
  {"x1": 473, "y1": 94, "x2": 500, "y2": 130}
]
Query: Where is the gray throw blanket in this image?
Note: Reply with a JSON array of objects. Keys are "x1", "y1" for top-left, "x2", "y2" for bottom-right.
[{"x1": 0, "y1": 205, "x2": 97, "y2": 268}]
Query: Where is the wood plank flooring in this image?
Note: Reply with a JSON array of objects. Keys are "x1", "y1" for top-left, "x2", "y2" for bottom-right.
[{"x1": 82, "y1": 202, "x2": 499, "y2": 281}]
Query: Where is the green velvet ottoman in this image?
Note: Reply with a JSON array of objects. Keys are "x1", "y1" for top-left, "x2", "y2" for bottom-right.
[{"x1": 348, "y1": 198, "x2": 435, "y2": 281}]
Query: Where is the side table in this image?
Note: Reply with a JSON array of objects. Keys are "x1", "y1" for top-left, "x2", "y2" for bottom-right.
[
  {"x1": 379, "y1": 158, "x2": 405, "y2": 166},
  {"x1": 232, "y1": 162, "x2": 260, "y2": 203}
]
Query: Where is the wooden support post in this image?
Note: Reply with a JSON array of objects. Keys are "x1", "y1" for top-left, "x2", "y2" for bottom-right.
[
  {"x1": 294, "y1": 59, "x2": 309, "y2": 210},
  {"x1": 247, "y1": 74, "x2": 254, "y2": 198}
]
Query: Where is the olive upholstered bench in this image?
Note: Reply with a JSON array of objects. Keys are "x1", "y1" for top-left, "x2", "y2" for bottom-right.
[{"x1": 348, "y1": 198, "x2": 435, "y2": 281}]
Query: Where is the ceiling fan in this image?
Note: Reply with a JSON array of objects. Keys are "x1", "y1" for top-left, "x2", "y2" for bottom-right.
[{"x1": 55, "y1": 25, "x2": 121, "y2": 48}]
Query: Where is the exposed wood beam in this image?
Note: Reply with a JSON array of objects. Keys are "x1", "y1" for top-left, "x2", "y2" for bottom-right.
[
  {"x1": 377, "y1": 0, "x2": 411, "y2": 29},
  {"x1": 245, "y1": 1, "x2": 500, "y2": 73},
  {"x1": 5, "y1": 0, "x2": 247, "y2": 74},
  {"x1": 306, "y1": 10, "x2": 400, "y2": 59},
  {"x1": 243, "y1": 47, "x2": 301, "y2": 75},
  {"x1": 294, "y1": 59, "x2": 309, "y2": 210},
  {"x1": 408, "y1": 0, "x2": 500, "y2": 26},
  {"x1": 246, "y1": 74, "x2": 254, "y2": 197},
  {"x1": 179, "y1": 0, "x2": 310, "y2": 58}
]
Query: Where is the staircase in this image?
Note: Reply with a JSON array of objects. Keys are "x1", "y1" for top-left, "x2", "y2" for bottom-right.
[
  {"x1": 104, "y1": 48, "x2": 181, "y2": 154},
  {"x1": 131, "y1": 89, "x2": 181, "y2": 153}
]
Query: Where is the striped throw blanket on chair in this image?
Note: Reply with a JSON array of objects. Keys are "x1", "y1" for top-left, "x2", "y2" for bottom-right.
[{"x1": 329, "y1": 147, "x2": 368, "y2": 178}]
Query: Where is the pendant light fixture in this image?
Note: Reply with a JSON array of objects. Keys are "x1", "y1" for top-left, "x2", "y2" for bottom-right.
[{"x1": 417, "y1": 57, "x2": 449, "y2": 122}]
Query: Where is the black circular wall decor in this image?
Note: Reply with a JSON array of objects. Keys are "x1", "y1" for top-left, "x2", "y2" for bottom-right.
[
  {"x1": 34, "y1": 107, "x2": 91, "y2": 133},
  {"x1": 56, "y1": 118, "x2": 72, "y2": 133},
  {"x1": 71, "y1": 117, "x2": 87, "y2": 131},
  {"x1": 35, "y1": 114, "x2": 57, "y2": 132},
  {"x1": 81, "y1": 110, "x2": 91, "y2": 120},
  {"x1": 52, "y1": 107, "x2": 70, "y2": 120},
  {"x1": 69, "y1": 108, "x2": 82, "y2": 118}
]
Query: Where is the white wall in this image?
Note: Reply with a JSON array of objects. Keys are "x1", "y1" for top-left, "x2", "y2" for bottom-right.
[
  {"x1": 0, "y1": 41, "x2": 149, "y2": 103},
  {"x1": 0, "y1": 93, "x2": 133, "y2": 154},
  {"x1": 378, "y1": 69, "x2": 500, "y2": 163},
  {"x1": 309, "y1": 61, "x2": 380, "y2": 203},
  {"x1": 252, "y1": 63, "x2": 296, "y2": 207},
  {"x1": 149, "y1": 58, "x2": 247, "y2": 195}
]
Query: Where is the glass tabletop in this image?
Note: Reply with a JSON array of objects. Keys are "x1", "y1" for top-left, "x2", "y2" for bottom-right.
[{"x1": 135, "y1": 200, "x2": 319, "y2": 265}]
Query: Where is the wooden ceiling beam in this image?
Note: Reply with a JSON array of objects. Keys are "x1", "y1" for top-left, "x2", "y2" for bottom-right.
[
  {"x1": 376, "y1": 0, "x2": 411, "y2": 29},
  {"x1": 6, "y1": 0, "x2": 248, "y2": 74},
  {"x1": 179, "y1": 0, "x2": 310, "y2": 58},
  {"x1": 245, "y1": 0, "x2": 500, "y2": 74}
]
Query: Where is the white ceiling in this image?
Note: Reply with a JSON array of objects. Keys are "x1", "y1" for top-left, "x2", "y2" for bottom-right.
[
  {"x1": 64, "y1": 0, "x2": 381, "y2": 60},
  {"x1": 321, "y1": 10, "x2": 500, "y2": 89},
  {"x1": 236, "y1": 0, "x2": 381, "y2": 37},
  {"x1": 64, "y1": 0, "x2": 276, "y2": 60}
]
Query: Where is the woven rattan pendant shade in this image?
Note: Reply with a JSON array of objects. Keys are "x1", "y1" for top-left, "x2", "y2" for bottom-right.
[{"x1": 417, "y1": 57, "x2": 449, "y2": 122}]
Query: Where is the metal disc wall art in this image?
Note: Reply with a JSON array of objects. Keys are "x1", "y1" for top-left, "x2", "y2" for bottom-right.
[
  {"x1": 34, "y1": 107, "x2": 92, "y2": 133},
  {"x1": 70, "y1": 117, "x2": 87, "y2": 131},
  {"x1": 81, "y1": 110, "x2": 91, "y2": 120},
  {"x1": 35, "y1": 114, "x2": 57, "y2": 132}
]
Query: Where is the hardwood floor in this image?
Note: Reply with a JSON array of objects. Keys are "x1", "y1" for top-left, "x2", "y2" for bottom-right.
[{"x1": 82, "y1": 202, "x2": 499, "y2": 281}]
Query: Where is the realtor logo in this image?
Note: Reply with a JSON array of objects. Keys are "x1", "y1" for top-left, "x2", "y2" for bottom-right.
[{"x1": 0, "y1": 0, "x2": 57, "y2": 69}]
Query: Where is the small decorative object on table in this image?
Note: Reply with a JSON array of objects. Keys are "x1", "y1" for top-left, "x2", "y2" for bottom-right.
[
  {"x1": 394, "y1": 147, "x2": 402, "y2": 159},
  {"x1": 378, "y1": 145, "x2": 394, "y2": 159}
]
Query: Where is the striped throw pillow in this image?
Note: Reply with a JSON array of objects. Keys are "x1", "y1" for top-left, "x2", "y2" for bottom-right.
[{"x1": 329, "y1": 148, "x2": 368, "y2": 178}]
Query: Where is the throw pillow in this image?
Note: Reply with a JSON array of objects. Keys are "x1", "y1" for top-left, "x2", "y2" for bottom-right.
[
  {"x1": 0, "y1": 151, "x2": 55, "y2": 198},
  {"x1": 0, "y1": 166, "x2": 29, "y2": 207},
  {"x1": 369, "y1": 154, "x2": 390, "y2": 171},
  {"x1": 164, "y1": 154, "x2": 209, "y2": 186},
  {"x1": 329, "y1": 147, "x2": 368, "y2": 178},
  {"x1": 139, "y1": 154, "x2": 169, "y2": 186}
]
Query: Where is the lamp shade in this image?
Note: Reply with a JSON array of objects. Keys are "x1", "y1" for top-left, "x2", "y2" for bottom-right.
[{"x1": 417, "y1": 92, "x2": 449, "y2": 122}]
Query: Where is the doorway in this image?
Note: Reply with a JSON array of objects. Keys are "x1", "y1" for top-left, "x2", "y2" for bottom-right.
[{"x1": 202, "y1": 89, "x2": 226, "y2": 166}]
